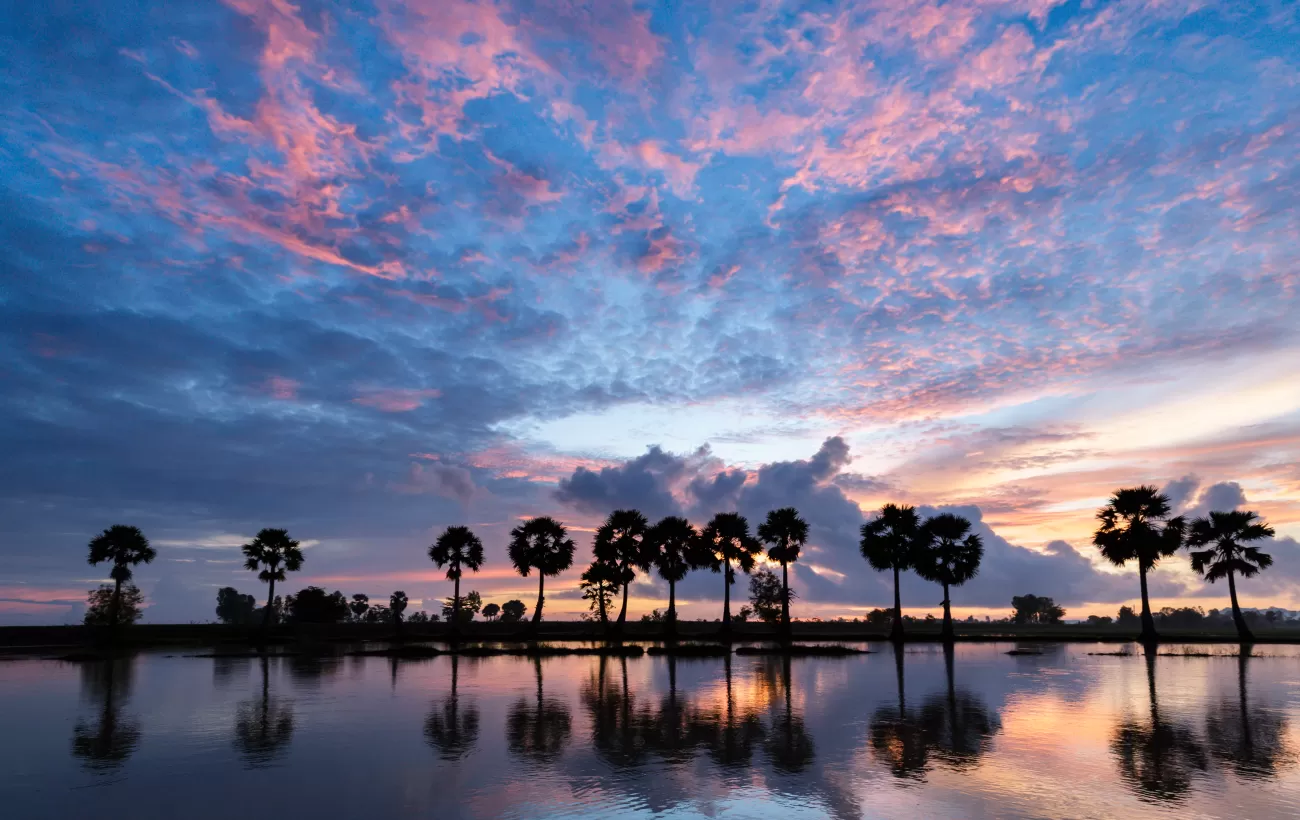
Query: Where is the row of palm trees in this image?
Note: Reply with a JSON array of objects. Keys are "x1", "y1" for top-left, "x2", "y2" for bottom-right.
[{"x1": 84, "y1": 486, "x2": 1276, "y2": 643}]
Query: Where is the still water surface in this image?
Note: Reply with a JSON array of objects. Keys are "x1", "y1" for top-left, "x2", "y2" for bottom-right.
[{"x1": 2, "y1": 642, "x2": 1299, "y2": 819}]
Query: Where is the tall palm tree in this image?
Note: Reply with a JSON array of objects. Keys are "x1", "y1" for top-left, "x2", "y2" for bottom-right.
[
  {"x1": 646, "y1": 516, "x2": 698, "y2": 634},
  {"x1": 915, "y1": 513, "x2": 984, "y2": 643},
  {"x1": 86, "y1": 525, "x2": 156, "y2": 633},
  {"x1": 593, "y1": 509, "x2": 652, "y2": 630},
  {"x1": 758, "y1": 507, "x2": 808, "y2": 637},
  {"x1": 1093, "y1": 487, "x2": 1186, "y2": 644},
  {"x1": 697, "y1": 513, "x2": 762, "y2": 631},
  {"x1": 429, "y1": 525, "x2": 485, "y2": 638},
  {"x1": 508, "y1": 517, "x2": 576, "y2": 625},
  {"x1": 1187, "y1": 510, "x2": 1274, "y2": 642},
  {"x1": 859, "y1": 504, "x2": 925, "y2": 643},
  {"x1": 241, "y1": 528, "x2": 304, "y2": 628}
]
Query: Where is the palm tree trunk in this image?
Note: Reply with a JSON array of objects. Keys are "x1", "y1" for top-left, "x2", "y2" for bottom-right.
[
  {"x1": 721, "y1": 558, "x2": 731, "y2": 630},
  {"x1": 263, "y1": 576, "x2": 277, "y2": 629},
  {"x1": 532, "y1": 573, "x2": 545, "y2": 624},
  {"x1": 890, "y1": 565, "x2": 904, "y2": 643},
  {"x1": 666, "y1": 580, "x2": 677, "y2": 637},
  {"x1": 110, "y1": 576, "x2": 123, "y2": 636},
  {"x1": 781, "y1": 561, "x2": 791, "y2": 638},
  {"x1": 452, "y1": 574, "x2": 462, "y2": 639},
  {"x1": 1138, "y1": 565, "x2": 1158, "y2": 644},
  {"x1": 893, "y1": 641, "x2": 906, "y2": 716},
  {"x1": 1228, "y1": 569, "x2": 1254, "y2": 642},
  {"x1": 941, "y1": 581, "x2": 954, "y2": 643},
  {"x1": 616, "y1": 565, "x2": 630, "y2": 627}
]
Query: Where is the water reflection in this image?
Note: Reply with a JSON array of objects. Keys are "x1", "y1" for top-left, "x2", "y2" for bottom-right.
[
  {"x1": 506, "y1": 657, "x2": 571, "y2": 763},
  {"x1": 762, "y1": 656, "x2": 815, "y2": 773},
  {"x1": 693, "y1": 654, "x2": 764, "y2": 768},
  {"x1": 71, "y1": 656, "x2": 141, "y2": 771},
  {"x1": 583, "y1": 655, "x2": 654, "y2": 767},
  {"x1": 424, "y1": 655, "x2": 480, "y2": 760},
  {"x1": 1205, "y1": 649, "x2": 1293, "y2": 780},
  {"x1": 233, "y1": 655, "x2": 295, "y2": 768},
  {"x1": 869, "y1": 644, "x2": 1000, "y2": 780},
  {"x1": 1111, "y1": 647, "x2": 1208, "y2": 803}
]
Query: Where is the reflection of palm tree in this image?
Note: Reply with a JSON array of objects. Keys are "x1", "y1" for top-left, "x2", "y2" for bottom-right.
[
  {"x1": 920, "y1": 644, "x2": 1000, "y2": 768},
  {"x1": 1205, "y1": 649, "x2": 1293, "y2": 779},
  {"x1": 234, "y1": 656, "x2": 295, "y2": 768},
  {"x1": 583, "y1": 655, "x2": 653, "y2": 767},
  {"x1": 648, "y1": 656, "x2": 695, "y2": 763},
  {"x1": 424, "y1": 655, "x2": 480, "y2": 761},
  {"x1": 71, "y1": 657, "x2": 141, "y2": 771},
  {"x1": 507, "y1": 657, "x2": 572, "y2": 763},
  {"x1": 765, "y1": 655, "x2": 814, "y2": 772},
  {"x1": 696, "y1": 654, "x2": 764, "y2": 767},
  {"x1": 1111, "y1": 647, "x2": 1207, "y2": 802},
  {"x1": 868, "y1": 644, "x2": 928, "y2": 778}
]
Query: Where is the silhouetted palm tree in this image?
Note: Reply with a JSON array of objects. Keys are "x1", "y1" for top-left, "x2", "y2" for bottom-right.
[
  {"x1": 1205, "y1": 650, "x2": 1294, "y2": 779},
  {"x1": 1094, "y1": 487, "x2": 1186, "y2": 643},
  {"x1": 646, "y1": 515, "x2": 698, "y2": 634},
  {"x1": 241, "y1": 528, "x2": 304, "y2": 628},
  {"x1": 508, "y1": 517, "x2": 576, "y2": 625},
  {"x1": 507, "y1": 657, "x2": 572, "y2": 763},
  {"x1": 234, "y1": 655, "x2": 294, "y2": 768},
  {"x1": 424, "y1": 655, "x2": 480, "y2": 760},
  {"x1": 758, "y1": 507, "x2": 808, "y2": 638},
  {"x1": 86, "y1": 525, "x2": 156, "y2": 634},
  {"x1": 859, "y1": 504, "x2": 925, "y2": 643},
  {"x1": 593, "y1": 509, "x2": 652, "y2": 631},
  {"x1": 915, "y1": 513, "x2": 983, "y2": 643},
  {"x1": 429, "y1": 525, "x2": 485, "y2": 638},
  {"x1": 697, "y1": 513, "x2": 762, "y2": 632},
  {"x1": 389, "y1": 590, "x2": 408, "y2": 637},
  {"x1": 1187, "y1": 510, "x2": 1274, "y2": 642},
  {"x1": 71, "y1": 658, "x2": 141, "y2": 771}
]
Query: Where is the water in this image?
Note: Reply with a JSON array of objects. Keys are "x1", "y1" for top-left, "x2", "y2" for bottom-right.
[{"x1": 2, "y1": 642, "x2": 1299, "y2": 819}]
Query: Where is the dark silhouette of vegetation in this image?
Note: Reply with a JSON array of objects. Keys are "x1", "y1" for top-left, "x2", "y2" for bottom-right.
[
  {"x1": 583, "y1": 654, "x2": 653, "y2": 768},
  {"x1": 389, "y1": 590, "x2": 408, "y2": 633},
  {"x1": 915, "y1": 513, "x2": 983, "y2": 642},
  {"x1": 425, "y1": 655, "x2": 479, "y2": 760},
  {"x1": 481, "y1": 602, "x2": 501, "y2": 622},
  {"x1": 84, "y1": 584, "x2": 145, "y2": 626},
  {"x1": 408, "y1": 611, "x2": 431, "y2": 623},
  {"x1": 429, "y1": 525, "x2": 485, "y2": 637},
  {"x1": 216, "y1": 587, "x2": 257, "y2": 624},
  {"x1": 349, "y1": 593, "x2": 369, "y2": 621},
  {"x1": 580, "y1": 558, "x2": 619, "y2": 626},
  {"x1": 697, "y1": 654, "x2": 764, "y2": 767},
  {"x1": 283, "y1": 586, "x2": 348, "y2": 624},
  {"x1": 508, "y1": 517, "x2": 576, "y2": 625},
  {"x1": 748, "y1": 567, "x2": 786, "y2": 625},
  {"x1": 758, "y1": 507, "x2": 808, "y2": 637},
  {"x1": 234, "y1": 655, "x2": 294, "y2": 768},
  {"x1": 1094, "y1": 487, "x2": 1186, "y2": 644},
  {"x1": 86, "y1": 525, "x2": 156, "y2": 634},
  {"x1": 506, "y1": 657, "x2": 572, "y2": 763},
  {"x1": 71, "y1": 657, "x2": 140, "y2": 771},
  {"x1": 1205, "y1": 650, "x2": 1294, "y2": 779},
  {"x1": 1011, "y1": 594, "x2": 1066, "y2": 625},
  {"x1": 441, "y1": 590, "x2": 481, "y2": 624},
  {"x1": 500, "y1": 599, "x2": 527, "y2": 623},
  {"x1": 1111, "y1": 648, "x2": 1208, "y2": 802},
  {"x1": 593, "y1": 509, "x2": 652, "y2": 631},
  {"x1": 860, "y1": 504, "x2": 923, "y2": 643},
  {"x1": 697, "y1": 512, "x2": 762, "y2": 632},
  {"x1": 646, "y1": 515, "x2": 699, "y2": 635},
  {"x1": 1187, "y1": 510, "x2": 1274, "y2": 642},
  {"x1": 242, "y1": 528, "x2": 304, "y2": 628}
]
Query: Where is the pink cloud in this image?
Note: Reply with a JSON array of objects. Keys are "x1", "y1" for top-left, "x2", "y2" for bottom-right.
[{"x1": 353, "y1": 387, "x2": 442, "y2": 412}]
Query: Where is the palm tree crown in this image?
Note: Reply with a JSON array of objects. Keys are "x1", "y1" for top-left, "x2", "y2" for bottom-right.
[
  {"x1": 698, "y1": 513, "x2": 762, "y2": 581},
  {"x1": 508, "y1": 517, "x2": 576, "y2": 577},
  {"x1": 429, "y1": 526, "x2": 485, "y2": 580},
  {"x1": 242, "y1": 528, "x2": 305, "y2": 583},
  {"x1": 593, "y1": 509, "x2": 652, "y2": 626},
  {"x1": 759, "y1": 507, "x2": 809, "y2": 566},
  {"x1": 647, "y1": 516, "x2": 698, "y2": 584},
  {"x1": 1093, "y1": 486, "x2": 1186, "y2": 571},
  {"x1": 1187, "y1": 511, "x2": 1274, "y2": 582},
  {"x1": 87, "y1": 525, "x2": 156, "y2": 583},
  {"x1": 915, "y1": 513, "x2": 984, "y2": 588},
  {"x1": 859, "y1": 504, "x2": 922, "y2": 571}
]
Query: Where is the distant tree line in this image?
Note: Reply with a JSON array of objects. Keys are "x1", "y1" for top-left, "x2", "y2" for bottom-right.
[{"x1": 80, "y1": 484, "x2": 1278, "y2": 643}]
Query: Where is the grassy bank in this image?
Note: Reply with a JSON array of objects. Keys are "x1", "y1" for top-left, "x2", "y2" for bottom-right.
[{"x1": 4, "y1": 620, "x2": 1299, "y2": 656}]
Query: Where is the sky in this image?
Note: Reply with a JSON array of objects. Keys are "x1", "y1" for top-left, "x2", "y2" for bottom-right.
[{"x1": 1, "y1": 0, "x2": 1298, "y2": 625}]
